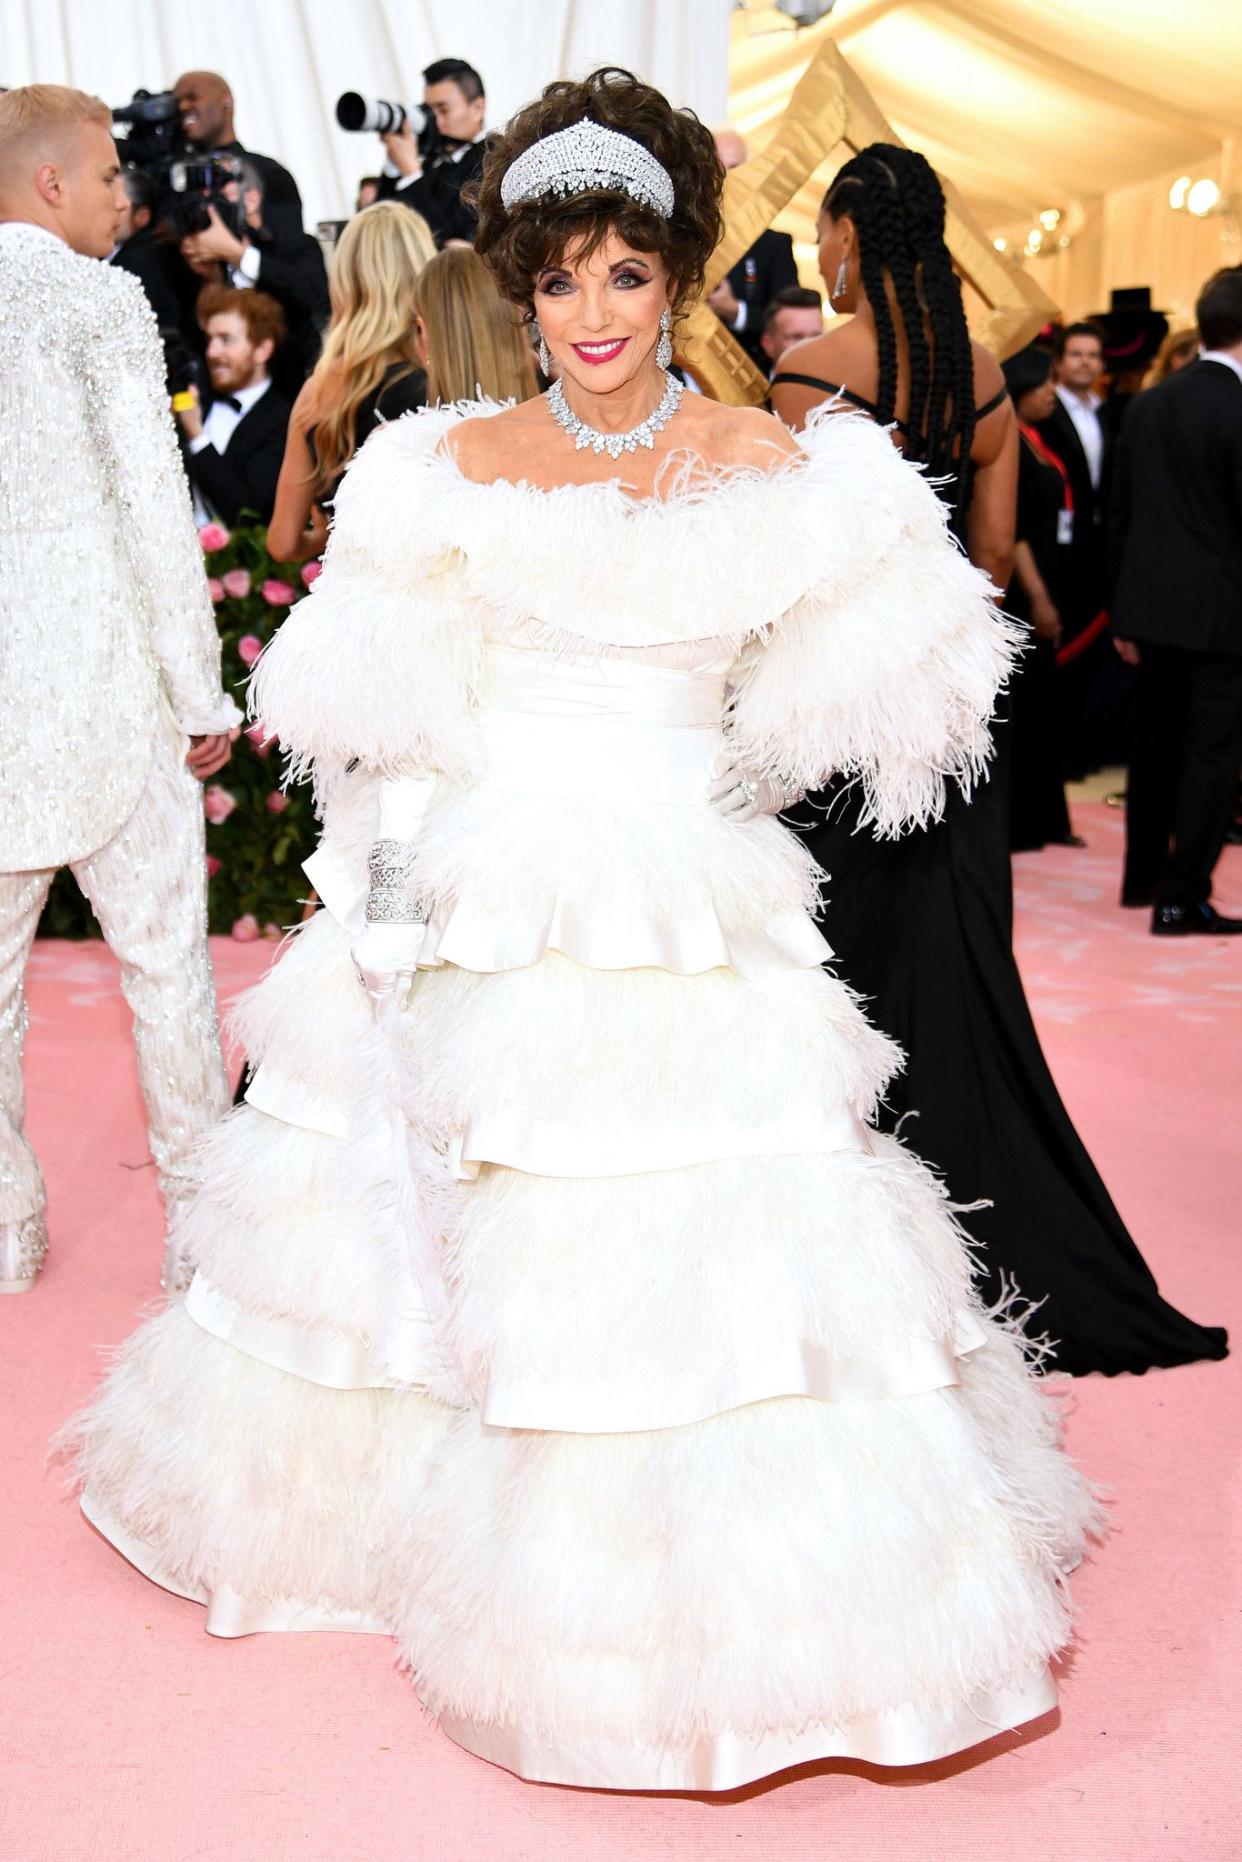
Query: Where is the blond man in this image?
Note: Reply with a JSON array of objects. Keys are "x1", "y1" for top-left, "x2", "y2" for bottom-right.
[{"x1": 0, "y1": 86, "x2": 241, "y2": 1293}]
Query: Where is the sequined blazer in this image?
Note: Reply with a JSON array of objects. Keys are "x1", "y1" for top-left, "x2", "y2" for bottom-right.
[{"x1": 0, "y1": 223, "x2": 240, "y2": 870}]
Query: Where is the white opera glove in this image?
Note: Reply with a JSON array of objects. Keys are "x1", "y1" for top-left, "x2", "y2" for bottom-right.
[
  {"x1": 708, "y1": 755, "x2": 804, "y2": 823},
  {"x1": 350, "y1": 774, "x2": 432, "y2": 1005}
]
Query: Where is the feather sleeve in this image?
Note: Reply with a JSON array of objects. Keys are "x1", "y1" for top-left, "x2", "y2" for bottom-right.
[
  {"x1": 728, "y1": 410, "x2": 1022, "y2": 839},
  {"x1": 250, "y1": 407, "x2": 482, "y2": 783}
]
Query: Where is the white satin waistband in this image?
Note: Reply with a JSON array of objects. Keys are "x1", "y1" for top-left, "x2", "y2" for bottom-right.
[
  {"x1": 483, "y1": 644, "x2": 727, "y2": 727},
  {"x1": 480, "y1": 649, "x2": 726, "y2": 805}
]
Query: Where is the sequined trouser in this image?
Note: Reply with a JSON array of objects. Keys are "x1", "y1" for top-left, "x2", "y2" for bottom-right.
[{"x1": 0, "y1": 726, "x2": 230, "y2": 1244}]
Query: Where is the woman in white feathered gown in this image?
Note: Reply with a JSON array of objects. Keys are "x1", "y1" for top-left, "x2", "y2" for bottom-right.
[{"x1": 68, "y1": 70, "x2": 1098, "y2": 1792}]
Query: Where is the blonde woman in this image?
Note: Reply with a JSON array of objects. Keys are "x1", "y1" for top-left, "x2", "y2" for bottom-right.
[
  {"x1": 1143, "y1": 324, "x2": 1199, "y2": 389},
  {"x1": 413, "y1": 245, "x2": 537, "y2": 405},
  {"x1": 266, "y1": 201, "x2": 435, "y2": 560}
]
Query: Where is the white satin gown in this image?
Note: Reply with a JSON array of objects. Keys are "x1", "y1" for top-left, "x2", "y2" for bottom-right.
[{"x1": 68, "y1": 403, "x2": 1099, "y2": 1792}]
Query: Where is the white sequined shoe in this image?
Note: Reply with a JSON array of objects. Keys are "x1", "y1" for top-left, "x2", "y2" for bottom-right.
[{"x1": 0, "y1": 1213, "x2": 49, "y2": 1292}]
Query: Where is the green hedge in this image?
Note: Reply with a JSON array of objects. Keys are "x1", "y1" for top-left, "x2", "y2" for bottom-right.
[{"x1": 39, "y1": 522, "x2": 318, "y2": 942}]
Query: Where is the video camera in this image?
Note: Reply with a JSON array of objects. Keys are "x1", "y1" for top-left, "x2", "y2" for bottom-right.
[
  {"x1": 111, "y1": 89, "x2": 245, "y2": 239},
  {"x1": 335, "y1": 92, "x2": 444, "y2": 163}
]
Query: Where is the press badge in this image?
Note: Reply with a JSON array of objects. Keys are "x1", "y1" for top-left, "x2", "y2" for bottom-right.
[{"x1": 1057, "y1": 509, "x2": 1074, "y2": 546}]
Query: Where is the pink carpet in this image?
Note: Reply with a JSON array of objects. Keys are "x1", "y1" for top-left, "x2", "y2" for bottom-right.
[{"x1": 2, "y1": 803, "x2": 1239, "y2": 1862}]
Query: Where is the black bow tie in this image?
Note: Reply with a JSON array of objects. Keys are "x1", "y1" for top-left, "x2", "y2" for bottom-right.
[{"x1": 217, "y1": 394, "x2": 243, "y2": 413}]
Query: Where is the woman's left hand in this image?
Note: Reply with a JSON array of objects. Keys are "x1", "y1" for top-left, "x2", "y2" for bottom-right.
[{"x1": 708, "y1": 759, "x2": 798, "y2": 823}]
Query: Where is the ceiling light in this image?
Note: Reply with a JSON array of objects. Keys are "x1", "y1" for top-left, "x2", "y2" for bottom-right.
[
  {"x1": 993, "y1": 236, "x2": 1008, "y2": 252},
  {"x1": 1038, "y1": 209, "x2": 1061, "y2": 230},
  {"x1": 1187, "y1": 178, "x2": 1221, "y2": 217},
  {"x1": 1169, "y1": 176, "x2": 1192, "y2": 210}
]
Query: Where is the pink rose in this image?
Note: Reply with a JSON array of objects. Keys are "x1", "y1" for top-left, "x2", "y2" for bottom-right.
[
  {"x1": 198, "y1": 522, "x2": 231, "y2": 553},
  {"x1": 265, "y1": 790, "x2": 290, "y2": 814},
  {"x1": 261, "y1": 577, "x2": 296, "y2": 606},
  {"x1": 231, "y1": 914, "x2": 260, "y2": 943},
  {"x1": 300, "y1": 560, "x2": 322, "y2": 587},
  {"x1": 207, "y1": 577, "x2": 225, "y2": 603},
  {"x1": 221, "y1": 568, "x2": 251, "y2": 600},
  {"x1": 205, "y1": 855, "x2": 222, "y2": 878},
  {"x1": 203, "y1": 785, "x2": 237, "y2": 825},
  {"x1": 263, "y1": 922, "x2": 283, "y2": 941},
  {"x1": 236, "y1": 634, "x2": 263, "y2": 667}
]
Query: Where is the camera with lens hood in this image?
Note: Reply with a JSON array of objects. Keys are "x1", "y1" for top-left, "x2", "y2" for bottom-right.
[{"x1": 335, "y1": 92, "x2": 444, "y2": 163}]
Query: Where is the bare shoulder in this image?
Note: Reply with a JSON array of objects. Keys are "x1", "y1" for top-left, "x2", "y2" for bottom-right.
[
  {"x1": 772, "y1": 323, "x2": 860, "y2": 387},
  {"x1": 445, "y1": 398, "x2": 546, "y2": 484},
  {"x1": 971, "y1": 339, "x2": 1007, "y2": 404},
  {"x1": 678, "y1": 398, "x2": 801, "y2": 473}
]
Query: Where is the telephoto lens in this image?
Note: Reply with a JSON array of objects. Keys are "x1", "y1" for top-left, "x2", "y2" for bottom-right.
[{"x1": 335, "y1": 93, "x2": 409, "y2": 135}]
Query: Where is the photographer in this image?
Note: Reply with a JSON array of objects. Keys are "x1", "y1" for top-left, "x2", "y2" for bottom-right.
[
  {"x1": 173, "y1": 70, "x2": 303, "y2": 237},
  {"x1": 377, "y1": 58, "x2": 485, "y2": 246},
  {"x1": 178, "y1": 160, "x2": 328, "y2": 391},
  {"x1": 176, "y1": 286, "x2": 291, "y2": 525},
  {"x1": 109, "y1": 165, "x2": 184, "y2": 329}
]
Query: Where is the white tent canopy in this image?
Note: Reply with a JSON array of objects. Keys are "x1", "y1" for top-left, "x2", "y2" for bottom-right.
[
  {"x1": 0, "y1": 0, "x2": 731, "y2": 228},
  {"x1": 3, "y1": 0, "x2": 1233, "y2": 323},
  {"x1": 729, "y1": 0, "x2": 1242, "y2": 323}
]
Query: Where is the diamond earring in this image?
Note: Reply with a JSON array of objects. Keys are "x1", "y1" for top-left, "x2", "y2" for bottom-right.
[
  {"x1": 656, "y1": 307, "x2": 673, "y2": 370},
  {"x1": 831, "y1": 259, "x2": 849, "y2": 304},
  {"x1": 537, "y1": 325, "x2": 551, "y2": 375}
]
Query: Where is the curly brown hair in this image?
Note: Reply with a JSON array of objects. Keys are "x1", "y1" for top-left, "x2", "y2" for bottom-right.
[{"x1": 473, "y1": 67, "x2": 723, "y2": 320}]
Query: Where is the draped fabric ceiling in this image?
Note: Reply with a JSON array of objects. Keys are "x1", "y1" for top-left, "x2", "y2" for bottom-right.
[{"x1": 729, "y1": 0, "x2": 1242, "y2": 324}]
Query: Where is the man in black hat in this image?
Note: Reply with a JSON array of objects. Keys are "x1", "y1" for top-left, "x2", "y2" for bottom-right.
[{"x1": 1110, "y1": 267, "x2": 1242, "y2": 934}]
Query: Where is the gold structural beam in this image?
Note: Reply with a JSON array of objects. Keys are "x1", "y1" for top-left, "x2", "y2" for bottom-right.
[{"x1": 678, "y1": 37, "x2": 1057, "y2": 404}]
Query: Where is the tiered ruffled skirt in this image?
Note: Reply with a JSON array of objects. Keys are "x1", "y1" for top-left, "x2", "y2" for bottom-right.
[{"x1": 70, "y1": 649, "x2": 1097, "y2": 1791}]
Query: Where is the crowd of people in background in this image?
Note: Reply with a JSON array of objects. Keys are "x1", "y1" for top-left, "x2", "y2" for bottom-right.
[{"x1": 61, "y1": 52, "x2": 1242, "y2": 940}]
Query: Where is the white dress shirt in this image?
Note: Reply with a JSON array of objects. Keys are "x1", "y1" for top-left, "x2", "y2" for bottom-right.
[
  {"x1": 188, "y1": 377, "x2": 271, "y2": 523},
  {"x1": 1054, "y1": 383, "x2": 1104, "y2": 490}
]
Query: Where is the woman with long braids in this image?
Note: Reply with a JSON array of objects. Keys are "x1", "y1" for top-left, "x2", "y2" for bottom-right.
[{"x1": 773, "y1": 144, "x2": 1226, "y2": 1378}]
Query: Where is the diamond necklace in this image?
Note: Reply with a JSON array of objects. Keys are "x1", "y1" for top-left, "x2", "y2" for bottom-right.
[{"x1": 547, "y1": 369, "x2": 684, "y2": 460}]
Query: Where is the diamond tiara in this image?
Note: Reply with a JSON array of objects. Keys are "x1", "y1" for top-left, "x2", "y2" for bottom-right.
[{"x1": 500, "y1": 120, "x2": 675, "y2": 220}]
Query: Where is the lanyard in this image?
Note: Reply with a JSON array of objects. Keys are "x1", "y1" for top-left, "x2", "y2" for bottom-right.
[{"x1": 1019, "y1": 424, "x2": 1073, "y2": 512}]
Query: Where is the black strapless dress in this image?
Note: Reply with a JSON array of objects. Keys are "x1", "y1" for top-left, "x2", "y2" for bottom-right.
[{"x1": 777, "y1": 373, "x2": 1228, "y2": 1376}]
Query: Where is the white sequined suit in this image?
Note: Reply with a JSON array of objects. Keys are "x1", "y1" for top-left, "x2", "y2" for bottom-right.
[{"x1": 0, "y1": 222, "x2": 241, "y2": 1288}]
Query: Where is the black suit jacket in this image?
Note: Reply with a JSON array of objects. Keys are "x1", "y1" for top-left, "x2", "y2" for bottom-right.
[
  {"x1": 725, "y1": 229, "x2": 799, "y2": 368},
  {"x1": 1109, "y1": 359, "x2": 1242, "y2": 655},
  {"x1": 381, "y1": 140, "x2": 487, "y2": 246},
  {"x1": 184, "y1": 385, "x2": 292, "y2": 525},
  {"x1": 247, "y1": 228, "x2": 330, "y2": 392},
  {"x1": 217, "y1": 140, "x2": 304, "y2": 239},
  {"x1": 110, "y1": 228, "x2": 184, "y2": 331},
  {"x1": 1034, "y1": 393, "x2": 1111, "y2": 619}
]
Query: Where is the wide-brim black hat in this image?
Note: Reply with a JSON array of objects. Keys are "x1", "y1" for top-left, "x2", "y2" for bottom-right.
[{"x1": 1090, "y1": 287, "x2": 1170, "y2": 371}]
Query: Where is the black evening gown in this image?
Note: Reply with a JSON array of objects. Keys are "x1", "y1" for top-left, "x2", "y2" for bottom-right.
[
  {"x1": 1008, "y1": 437, "x2": 1074, "y2": 852},
  {"x1": 781, "y1": 382, "x2": 1228, "y2": 1376}
]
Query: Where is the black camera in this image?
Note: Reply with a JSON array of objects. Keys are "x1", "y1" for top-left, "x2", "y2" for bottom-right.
[
  {"x1": 167, "y1": 153, "x2": 246, "y2": 239},
  {"x1": 335, "y1": 92, "x2": 443, "y2": 161},
  {"x1": 111, "y1": 89, "x2": 186, "y2": 173}
]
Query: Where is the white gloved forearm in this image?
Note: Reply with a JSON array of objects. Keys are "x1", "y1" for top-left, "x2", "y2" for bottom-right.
[
  {"x1": 351, "y1": 773, "x2": 434, "y2": 1002},
  {"x1": 709, "y1": 757, "x2": 804, "y2": 823}
]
